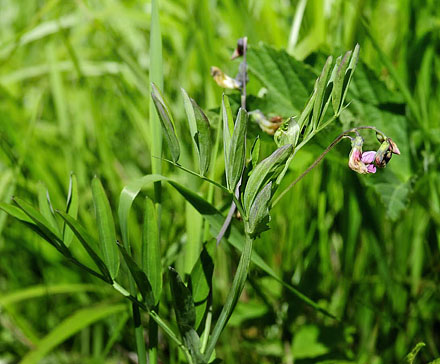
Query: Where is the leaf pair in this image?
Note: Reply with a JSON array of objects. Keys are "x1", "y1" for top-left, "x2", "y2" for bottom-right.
[
  {"x1": 223, "y1": 95, "x2": 248, "y2": 192},
  {"x1": 243, "y1": 145, "x2": 293, "y2": 237},
  {"x1": 182, "y1": 88, "x2": 212, "y2": 176}
]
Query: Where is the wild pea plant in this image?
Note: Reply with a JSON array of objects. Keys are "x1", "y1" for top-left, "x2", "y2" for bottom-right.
[{"x1": 0, "y1": 39, "x2": 401, "y2": 364}]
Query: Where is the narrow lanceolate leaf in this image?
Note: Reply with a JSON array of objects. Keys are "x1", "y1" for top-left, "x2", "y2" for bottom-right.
[
  {"x1": 250, "y1": 136, "x2": 261, "y2": 171},
  {"x1": 37, "y1": 183, "x2": 59, "y2": 234},
  {"x1": 56, "y1": 210, "x2": 112, "y2": 283},
  {"x1": 191, "y1": 98, "x2": 211, "y2": 175},
  {"x1": 248, "y1": 182, "x2": 272, "y2": 238},
  {"x1": 168, "y1": 267, "x2": 196, "y2": 334},
  {"x1": 339, "y1": 44, "x2": 360, "y2": 113},
  {"x1": 151, "y1": 82, "x2": 180, "y2": 163},
  {"x1": 118, "y1": 243, "x2": 155, "y2": 309},
  {"x1": 222, "y1": 94, "x2": 234, "y2": 175},
  {"x1": 182, "y1": 88, "x2": 198, "y2": 145},
  {"x1": 63, "y1": 173, "x2": 79, "y2": 247},
  {"x1": 243, "y1": 144, "x2": 293, "y2": 213},
  {"x1": 182, "y1": 88, "x2": 212, "y2": 175},
  {"x1": 0, "y1": 202, "x2": 33, "y2": 224},
  {"x1": 227, "y1": 108, "x2": 247, "y2": 192},
  {"x1": 13, "y1": 197, "x2": 64, "y2": 247},
  {"x1": 142, "y1": 197, "x2": 162, "y2": 305},
  {"x1": 92, "y1": 177, "x2": 119, "y2": 279},
  {"x1": 311, "y1": 56, "x2": 333, "y2": 129},
  {"x1": 331, "y1": 52, "x2": 351, "y2": 114},
  {"x1": 189, "y1": 243, "x2": 214, "y2": 329}
]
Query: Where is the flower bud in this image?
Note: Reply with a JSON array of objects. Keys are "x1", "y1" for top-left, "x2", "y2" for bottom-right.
[
  {"x1": 374, "y1": 139, "x2": 391, "y2": 168},
  {"x1": 210, "y1": 66, "x2": 241, "y2": 89}
]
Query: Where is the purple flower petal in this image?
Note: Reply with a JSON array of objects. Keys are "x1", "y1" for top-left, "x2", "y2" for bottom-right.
[
  {"x1": 361, "y1": 151, "x2": 376, "y2": 163},
  {"x1": 367, "y1": 164, "x2": 376, "y2": 173}
]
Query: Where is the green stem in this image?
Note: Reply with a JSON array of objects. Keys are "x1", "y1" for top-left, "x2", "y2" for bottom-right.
[
  {"x1": 133, "y1": 304, "x2": 147, "y2": 364},
  {"x1": 204, "y1": 232, "x2": 254, "y2": 360}
]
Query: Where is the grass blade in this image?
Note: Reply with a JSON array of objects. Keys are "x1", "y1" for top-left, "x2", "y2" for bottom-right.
[{"x1": 92, "y1": 177, "x2": 119, "y2": 280}]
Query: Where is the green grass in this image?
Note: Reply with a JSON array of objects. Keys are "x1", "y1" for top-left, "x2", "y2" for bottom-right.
[{"x1": 0, "y1": 0, "x2": 439, "y2": 363}]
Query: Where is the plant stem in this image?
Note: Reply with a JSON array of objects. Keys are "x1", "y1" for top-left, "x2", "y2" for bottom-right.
[{"x1": 204, "y1": 231, "x2": 254, "y2": 360}]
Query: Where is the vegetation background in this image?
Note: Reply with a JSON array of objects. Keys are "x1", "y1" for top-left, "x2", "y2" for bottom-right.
[{"x1": 0, "y1": 0, "x2": 439, "y2": 363}]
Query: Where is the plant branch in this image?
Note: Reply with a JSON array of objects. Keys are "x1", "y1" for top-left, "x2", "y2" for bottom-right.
[{"x1": 273, "y1": 126, "x2": 386, "y2": 206}]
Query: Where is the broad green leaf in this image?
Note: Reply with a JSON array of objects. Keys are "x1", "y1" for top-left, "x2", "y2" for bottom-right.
[
  {"x1": 169, "y1": 267, "x2": 196, "y2": 333},
  {"x1": 243, "y1": 144, "x2": 293, "y2": 213},
  {"x1": 20, "y1": 303, "x2": 126, "y2": 364},
  {"x1": 92, "y1": 177, "x2": 119, "y2": 279},
  {"x1": 118, "y1": 243, "x2": 155, "y2": 309},
  {"x1": 227, "y1": 108, "x2": 247, "y2": 192},
  {"x1": 248, "y1": 182, "x2": 272, "y2": 237},
  {"x1": 56, "y1": 210, "x2": 112, "y2": 283},
  {"x1": 37, "y1": 183, "x2": 59, "y2": 234},
  {"x1": 142, "y1": 197, "x2": 162, "y2": 305},
  {"x1": 151, "y1": 82, "x2": 180, "y2": 163},
  {"x1": 291, "y1": 325, "x2": 329, "y2": 359},
  {"x1": 63, "y1": 173, "x2": 79, "y2": 247},
  {"x1": 189, "y1": 243, "x2": 214, "y2": 329},
  {"x1": 311, "y1": 56, "x2": 333, "y2": 128},
  {"x1": 274, "y1": 117, "x2": 300, "y2": 147},
  {"x1": 247, "y1": 44, "x2": 317, "y2": 116}
]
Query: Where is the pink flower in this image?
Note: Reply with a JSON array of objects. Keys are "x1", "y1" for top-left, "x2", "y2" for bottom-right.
[{"x1": 348, "y1": 136, "x2": 376, "y2": 174}]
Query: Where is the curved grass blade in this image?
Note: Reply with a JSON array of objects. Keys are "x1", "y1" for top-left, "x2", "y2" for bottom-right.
[{"x1": 92, "y1": 177, "x2": 119, "y2": 279}]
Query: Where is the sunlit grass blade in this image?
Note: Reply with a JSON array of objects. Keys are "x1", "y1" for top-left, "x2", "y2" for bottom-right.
[{"x1": 91, "y1": 177, "x2": 119, "y2": 280}]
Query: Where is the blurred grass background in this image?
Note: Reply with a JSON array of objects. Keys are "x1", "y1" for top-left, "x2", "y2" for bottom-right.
[{"x1": 0, "y1": 0, "x2": 439, "y2": 363}]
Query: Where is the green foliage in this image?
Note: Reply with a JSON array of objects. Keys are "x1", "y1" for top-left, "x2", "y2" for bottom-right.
[{"x1": 0, "y1": 1, "x2": 439, "y2": 363}]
